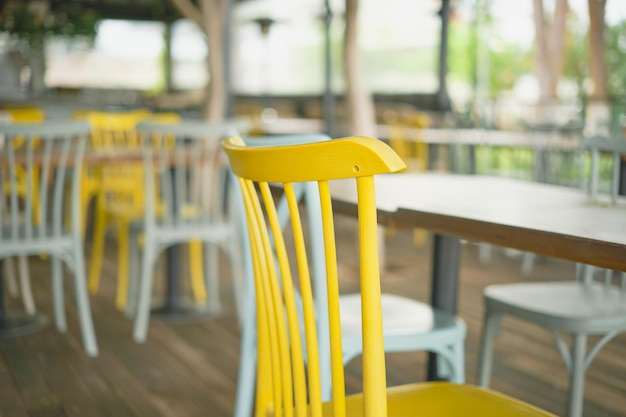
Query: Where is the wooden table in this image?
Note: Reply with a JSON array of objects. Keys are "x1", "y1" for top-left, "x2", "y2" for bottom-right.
[{"x1": 330, "y1": 173, "x2": 626, "y2": 378}]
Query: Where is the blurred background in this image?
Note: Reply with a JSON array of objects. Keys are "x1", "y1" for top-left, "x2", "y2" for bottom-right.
[{"x1": 1, "y1": 0, "x2": 625, "y2": 134}]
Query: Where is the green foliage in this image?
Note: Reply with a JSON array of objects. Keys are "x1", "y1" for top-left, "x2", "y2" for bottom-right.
[
  {"x1": 563, "y1": 10, "x2": 588, "y2": 82},
  {"x1": 448, "y1": 19, "x2": 476, "y2": 86},
  {"x1": 0, "y1": 1, "x2": 98, "y2": 42},
  {"x1": 606, "y1": 20, "x2": 626, "y2": 101},
  {"x1": 487, "y1": 38, "x2": 532, "y2": 94},
  {"x1": 448, "y1": 18, "x2": 533, "y2": 98}
]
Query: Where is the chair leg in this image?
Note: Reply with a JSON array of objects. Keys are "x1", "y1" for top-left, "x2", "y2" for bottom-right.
[
  {"x1": 189, "y1": 240, "x2": 208, "y2": 305},
  {"x1": 115, "y1": 219, "x2": 130, "y2": 310},
  {"x1": 228, "y1": 233, "x2": 246, "y2": 324},
  {"x1": 477, "y1": 311, "x2": 502, "y2": 387},
  {"x1": 233, "y1": 304, "x2": 257, "y2": 417},
  {"x1": 88, "y1": 196, "x2": 107, "y2": 294},
  {"x1": 203, "y1": 243, "x2": 221, "y2": 313},
  {"x1": 125, "y1": 230, "x2": 141, "y2": 318},
  {"x1": 566, "y1": 334, "x2": 587, "y2": 417},
  {"x1": 71, "y1": 245, "x2": 99, "y2": 357},
  {"x1": 448, "y1": 340, "x2": 465, "y2": 383},
  {"x1": 436, "y1": 350, "x2": 454, "y2": 381},
  {"x1": 18, "y1": 255, "x2": 36, "y2": 314},
  {"x1": 4, "y1": 257, "x2": 19, "y2": 297},
  {"x1": 520, "y1": 253, "x2": 537, "y2": 277},
  {"x1": 478, "y1": 243, "x2": 491, "y2": 265},
  {"x1": 133, "y1": 241, "x2": 156, "y2": 343},
  {"x1": 51, "y1": 255, "x2": 67, "y2": 331}
]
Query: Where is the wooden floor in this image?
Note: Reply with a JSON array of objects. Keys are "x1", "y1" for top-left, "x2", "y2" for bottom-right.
[{"x1": 1, "y1": 216, "x2": 625, "y2": 417}]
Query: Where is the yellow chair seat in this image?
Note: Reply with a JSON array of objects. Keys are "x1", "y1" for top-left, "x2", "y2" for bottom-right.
[{"x1": 321, "y1": 382, "x2": 551, "y2": 417}]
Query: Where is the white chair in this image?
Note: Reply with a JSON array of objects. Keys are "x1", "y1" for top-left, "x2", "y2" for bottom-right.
[
  {"x1": 582, "y1": 134, "x2": 626, "y2": 204},
  {"x1": 0, "y1": 121, "x2": 99, "y2": 356},
  {"x1": 477, "y1": 134, "x2": 626, "y2": 417},
  {"x1": 232, "y1": 134, "x2": 467, "y2": 417},
  {"x1": 0, "y1": 110, "x2": 45, "y2": 316},
  {"x1": 131, "y1": 119, "x2": 246, "y2": 343}
]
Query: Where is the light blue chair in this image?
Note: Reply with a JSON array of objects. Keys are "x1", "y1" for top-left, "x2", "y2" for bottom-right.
[
  {"x1": 0, "y1": 121, "x2": 99, "y2": 356},
  {"x1": 131, "y1": 119, "x2": 248, "y2": 343},
  {"x1": 582, "y1": 134, "x2": 626, "y2": 204},
  {"x1": 232, "y1": 134, "x2": 467, "y2": 417},
  {"x1": 477, "y1": 135, "x2": 626, "y2": 417}
]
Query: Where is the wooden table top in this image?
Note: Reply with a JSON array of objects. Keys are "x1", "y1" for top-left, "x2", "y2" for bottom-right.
[{"x1": 330, "y1": 173, "x2": 626, "y2": 272}]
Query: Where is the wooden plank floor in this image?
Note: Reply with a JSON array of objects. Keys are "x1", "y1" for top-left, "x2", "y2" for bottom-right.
[{"x1": 1, "y1": 216, "x2": 625, "y2": 417}]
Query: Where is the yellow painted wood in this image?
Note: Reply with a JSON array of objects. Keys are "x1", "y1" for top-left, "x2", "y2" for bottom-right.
[
  {"x1": 189, "y1": 241, "x2": 208, "y2": 304},
  {"x1": 222, "y1": 136, "x2": 406, "y2": 183},
  {"x1": 77, "y1": 111, "x2": 208, "y2": 309},
  {"x1": 224, "y1": 135, "x2": 554, "y2": 417}
]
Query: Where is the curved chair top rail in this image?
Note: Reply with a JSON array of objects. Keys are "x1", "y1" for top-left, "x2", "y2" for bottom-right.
[
  {"x1": 223, "y1": 135, "x2": 406, "y2": 183},
  {"x1": 0, "y1": 120, "x2": 91, "y2": 138},
  {"x1": 136, "y1": 118, "x2": 251, "y2": 138}
]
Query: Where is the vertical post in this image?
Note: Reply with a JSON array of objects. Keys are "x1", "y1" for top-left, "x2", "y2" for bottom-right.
[
  {"x1": 164, "y1": 21, "x2": 174, "y2": 92},
  {"x1": 0, "y1": 259, "x2": 5, "y2": 319},
  {"x1": 436, "y1": 0, "x2": 451, "y2": 111},
  {"x1": 428, "y1": 234, "x2": 460, "y2": 380},
  {"x1": 224, "y1": 0, "x2": 235, "y2": 117},
  {"x1": 322, "y1": 0, "x2": 335, "y2": 136}
]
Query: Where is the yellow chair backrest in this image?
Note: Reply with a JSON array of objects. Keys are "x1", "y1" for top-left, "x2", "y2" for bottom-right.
[
  {"x1": 387, "y1": 111, "x2": 430, "y2": 172},
  {"x1": 222, "y1": 135, "x2": 406, "y2": 417},
  {"x1": 1, "y1": 107, "x2": 46, "y2": 123},
  {"x1": 77, "y1": 109, "x2": 149, "y2": 150}
]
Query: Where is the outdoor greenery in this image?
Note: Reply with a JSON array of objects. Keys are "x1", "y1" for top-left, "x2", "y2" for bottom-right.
[
  {"x1": 0, "y1": 2, "x2": 98, "y2": 41},
  {"x1": 606, "y1": 21, "x2": 626, "y2": 104}
]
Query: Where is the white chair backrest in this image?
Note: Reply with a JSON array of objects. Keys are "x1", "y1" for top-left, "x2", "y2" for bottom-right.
[
  {"x1": 136, "y1": 119, "x2": 247, "y2": 230},
  {"x1": 0, "y1": 121, "x2": 89, "y2": 245},
  {"x1": 580, "y1": 135, "x2": 626, "y2": 204}
]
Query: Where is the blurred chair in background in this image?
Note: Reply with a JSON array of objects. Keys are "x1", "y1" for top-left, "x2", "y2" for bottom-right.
[
  {"x1": 0, "y1": 106, "x2": 46, "y2": 315},
  {"x1": 477, "y1": 135, "x2": 626, "y2": 417},
  {"x1": 76, "y1": 110, "x2": 210, "y2": 312},
  {"x1": 0, "y1": 121, "x2": 98, "y2": 356},
  {"x1": 131, "y1": 119, "x2": 246, "y2": 342},
  {"x1": 385, "y1": 110, "x2": 430, "y2": 247}
]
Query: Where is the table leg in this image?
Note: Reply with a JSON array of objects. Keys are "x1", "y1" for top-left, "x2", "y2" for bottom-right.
[
  {"x1": 150, "y1": 245, "x2": 214, "y2": 323},
  {"x1": 0, "y1": 259, "x2": 48, "y2": 339},
  {"x1": 149, "y1": 167, "x2": 213, "y2": 323},
  {"x1": 427, "y1": 234, "x2": 461, "y2": 380}
]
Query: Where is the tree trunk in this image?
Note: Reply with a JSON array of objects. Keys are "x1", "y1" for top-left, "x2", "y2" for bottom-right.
[
  {"x1": 343, "y1": 0, "x2": 376, "y2": 136},
  {"x1": 587, "y1": 0, "x2": 607, "y2": 101},
  {"x1": 585, "y1": 0, "x2": 610, "y2": 135},
  {"x1": 29, "y1": 34, "x2": 47, "y2": 97},
  {"x1": 532, "y1": 0, "x2": 569, "y2": 103},
  {"x1": 171, "y1": 0, "x2": 228, "y2": 121},
  {"x1": 202, "y1": 0, "x2": 227, "y2": 121}
]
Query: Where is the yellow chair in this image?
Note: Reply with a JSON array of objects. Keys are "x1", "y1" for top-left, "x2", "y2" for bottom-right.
[
  {"x1": 386, "y1": 110, "x2": 430, "y2": 246},
  {"x1": 387, "y1": 110, "x2": 430, "y2": 173},
  {"x1": 77, "y1": 110, "x2": 206, "y2": 311},
  {"x1": 222, "y1": 135, "x2": 556, "y2": 417}
]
